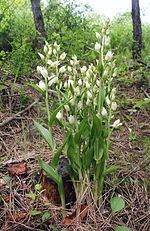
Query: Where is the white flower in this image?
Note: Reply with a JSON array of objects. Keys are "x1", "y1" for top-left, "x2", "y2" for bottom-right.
[
  {"x1": 112, "y1": 119, "x2": 122, "y2": 128},
  {"x1": 96, "y1": 32, "x2": 101, "y2": 39},
  {"x1": 67, "y1": 66, "x2": 72, "y2": 72},
  {"x1": 68, "y1": 79, "x2": 74, "y2": 88},
  {"x1": 53, "y1": 49, "x2": 57, "y2": 55},
  {"x1": 102, "y1": 28, "x2": 105, "y2": 34},
  {"x1": 78, "y1": 101, "x2": 82, "y2": 110},
  {"x1": 64, "y1": 81, "x2": 68, "y2": 88},
  {"x1": 86, "y1": 70, "x2": 91, "y2": 78},
  {"x1": 37, "y1": 66, "x2": 43, "y2": 73},
  {"x1": 70, "y1": 60, "x2": 74, "y2": 66},
  {"x1": 78, "y1": 79, "x2": 82, "y2": 86},
  {"x1": 111, "y1": 102, "x2": 117, "y2": 111},
  {"x1": 96, "y1": 80, "x2": 100, "y2": 86},
  {"x1": 81, "y1": 66, "x2": 87, "y2": 74},
  {"x1": 74, "y1": 86, "x2": 80, "y2": 96},
  {"x1": 37, "y1": 66, "x2": 48, "y2": 78},
  {"x1": 86, "y1": 99, "x2": 91, "y2": 106},
  {"x1": 64, "y1": 105, "x2": 70, "y2": 112},
  {"x1": 111, "y1": 88, "x2": 116, "y2": 100},
  {"x1": 56, "y1": 111, "x2": 62, "y2": 120},
  {"x1": 54, "y1": 42, "x2": 60, "y2": 51},
  {"x1": 101, "y1": 107, "x2": 107, "y2": 117},
  {"x1": 47, "y1": 60, "x2": 53, "y2": 65},
  {"x1": 44, "y1": 44, "x2": 48, "y2": 53},
  {"x1": 106, "y1": 95, "x2": 110, "y2": 105},
  {"x1": 104, "y1": 36, "x2": 110, "y2": 47},
  {"x1": 105, "y1": 50, "x2": 113, "y2": 61},
  {"x1": 37, "y1": 80, "x2": 46, "y2": 91},
  {"x1": 113, "y1": 72, "x2": 117, "y2": 77},
  {"x1": 48, "y1": 75, "x2": 58, "y2": 86},
  {"x1": 59, "y1": 66, "x2": 66, "y2": 73},
  {"x1": 48, "y1": 47, "x2": 52, "y2": 55},
  {"x1": 41, "y1": 67, "x2": 48, "y2": 78},
  {"x1": 87, "y1": 91, "x2": 92, "y2": 99},
  {"x1": 38, "y1": 53, "x2": 45, "y2": 60},
  {"x1": 68, "y1": 115, "x2": 75, "y2": 125},
  {"x1": 73, "y1": 68, "x2": 77, "y2": 75},
  {"x1": 85, "y1": 81, "x2": 90, "y2": 89},
  {"x1": 94, "y1": 42, "x2": 101, "y2": 51},
  {"x1": 103, "y1": 69, "x2": 109, "y2": 77},
  {"x1": 60, "y1": 52, "x2": 67, "y2": 60},
  {"x1": 51, "y1": 61, "x2": 60, "y2": 67}
]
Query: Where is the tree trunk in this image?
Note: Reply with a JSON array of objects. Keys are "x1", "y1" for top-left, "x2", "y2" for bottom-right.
[
  {"x1": 31, "y1": 0, "x2": 46, "y2": 49},
  {"x1": 132, "y1": 0, "x2": 142, "y2": 60}
]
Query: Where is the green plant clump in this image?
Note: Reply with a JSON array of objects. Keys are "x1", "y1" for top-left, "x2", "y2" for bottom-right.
[{"x1": 32, "y1": 21, "x2": 122, "y2": 216}]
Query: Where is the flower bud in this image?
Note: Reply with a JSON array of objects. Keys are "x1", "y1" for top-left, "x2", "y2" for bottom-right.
[
  {"x1": 106, "y1": 95, "x2": 110, "y2": 105},
  {"x1": 37, "y1": 80, "x2": 46, "y2": 91},
  {"x1": 94, "y1": 42, "x2": 101, "y2": 51},
  {"x1": 96, "y1": 32, "x2": 101, "y2": 39},
  {"x1": 56, "y1": 111, "x2": 62, "y2": 120},
  {"x1": 111, "y1": 102, "x2": 117, "y2": 111},
  {"x1": 38, "y1": 53, "x2": 45, "y2": 60},
  {"x1": 112, "y1": 119, "x2": 122, "y2": 128},
  {"x1": 68, "y1": 115, "x2": 75, "y2": 125},
  {"x1": 105, "y1": 51, "x2": 113, "y2": 61},
  {"x1": 60, "y1": 52, "x2": 67, "y2": 60},
  {"x1": 53, "y1": 49, "x2": 57, "y2": 55},
  {"x1": 81, "y1": 66, "x2": 87, "y2": 74},
  {"x1": 47, "y1": 60, "x2": 53, "y2": 65},
  {"x1": 78, "y1": 79, "x2": 82, "y2": 86},
  {"x1": 85, "y1": 81, "x2": 90, "y2": 89},
  {"x1": 74, "y1": 86, "x2": 80, "y2": 96},
  {"x1": 87, "y1": 91, "x2": 92, "y2": 99},
  {"x1": 101, "y1": 107, "x2": 107, "y2": 117},
  {"x1": 59, "y1": 66, "x2": 66, "y2": 73}
]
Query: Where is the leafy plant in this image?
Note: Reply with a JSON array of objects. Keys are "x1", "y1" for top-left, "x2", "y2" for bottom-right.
[{"x1": 33, "y1": 21, "x2": 122, "y2": 215}]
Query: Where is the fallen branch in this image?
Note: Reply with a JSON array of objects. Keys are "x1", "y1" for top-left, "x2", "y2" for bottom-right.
[{"x1": 0, "y1": 100, "x2": 38, "y2": 127}]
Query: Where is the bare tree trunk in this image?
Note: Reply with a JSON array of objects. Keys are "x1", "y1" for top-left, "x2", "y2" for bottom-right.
[
  {"x1": 31, "y1": 0, "x2": 46, "y2": 49},
  {"x1": 132, "y1": 0, "x2": 142, "y2": 60}
]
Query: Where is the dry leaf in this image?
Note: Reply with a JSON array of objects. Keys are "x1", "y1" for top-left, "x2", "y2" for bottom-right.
[
  {"x1": 63, "y1": 204, "x2": 88, "y2": 226},
  {"x1": 11, "y1": 212, "x2": 27, "y2": 221},
  {"x1": 7, "y1": 162, "x2": 27, "y2": 175}
]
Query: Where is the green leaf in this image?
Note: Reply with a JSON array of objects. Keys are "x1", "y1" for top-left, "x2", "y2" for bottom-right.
[
  {"x1": 103, "y1": 165, "x2": 121, "y2": 177},
  {"x1": 38, "y1": 159, "x2": 61, "y2": 184},
  {"x1": 42, "y1": 211, "x2": 51, "y2": 222},
  {"x1": 34, "y1": 121, "x2": 55, "y2": 150},
  {"x1": 28, "y1": 83, "x2": 45, "y2": 96},
  {"x1": 74, "y1": 118, "x2": 88, "y2": 143},
  {"x1": 110, "y1": 196, "x2": 125, "y2": 213},
  {"x1": 48, "y1": 98, "x2": 72, "y2": 127},
  {"x1": 51, "y1": 133, "x2": 70, "y2": 169},
  {"x1": 30, "y1": 210, "x2": 42, "y2": 216},
  {"x1": 114, "y1": 226, "x2": 132, "y2": 231},
  {"x1": 26, "y1": 193, "x2": 36, "y2": 201}
]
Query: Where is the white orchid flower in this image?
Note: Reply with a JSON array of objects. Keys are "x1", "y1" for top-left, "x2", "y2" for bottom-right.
[
  {"x1": 96, "y1": 32, "x2": 101, "y2": 39},
  {"x1": 59, "y1": 66, "x2": 66, "y2": 73},
  {"x1": 60, "y1": 52, "x2": 67, "y2": 60},
  {"x1": 101, "y1": 107, "x2": 107, "y2": 117},
  {"x1": 111, "y1": 102, "x2": 117, "y2": 111},
  {"x1": 37, "y1": 80, "x2": 46, "y2": 91},
  {"x1": 94, "y1": 42, "x2": 101, "y2": 51},
  {"x1": 112, "y1": 119, "x2": 122, "y2": 128},
  {"x1": 38, "y1": 53, "x2": 45, "y2": 60}
]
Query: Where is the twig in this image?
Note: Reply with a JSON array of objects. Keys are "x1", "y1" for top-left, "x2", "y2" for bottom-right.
[
  {"x1": 141, "y1": 87, "x2": 150, "y2": 99},
  {"x1": 0, "y1": 100, "x2": 38, "y2": 127}
]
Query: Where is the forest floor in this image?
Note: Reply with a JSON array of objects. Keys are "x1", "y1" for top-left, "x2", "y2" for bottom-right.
[{"x1": 0, "y1": 70, "x2": 150, "y2": 231}]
